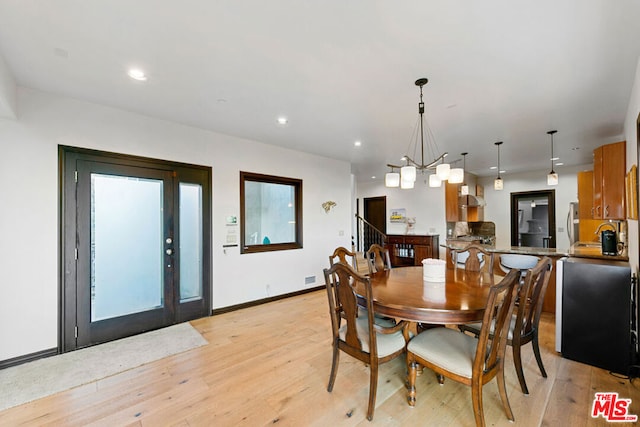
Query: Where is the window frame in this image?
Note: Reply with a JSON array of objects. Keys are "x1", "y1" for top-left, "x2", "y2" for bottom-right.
[{"x1": 239, "y1": 171, "x2": 303, "y2": 254}]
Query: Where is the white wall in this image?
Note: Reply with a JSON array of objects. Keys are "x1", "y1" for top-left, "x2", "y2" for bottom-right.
[
  {"x1": 0, "y1": 53, "x2": 16, "y2": 119},
  {"x1": 0, "y1": 87, "x2": 353, "y2": 361},
  {"x1": 356, "y1": 177, "x2": 447, "y2": 258},
  {"x1": 624, "y1": 56, "x2": 640, "y2": 274},
  {"x1": 478, "y1": 165, "x2": 591, "y2": 252}
]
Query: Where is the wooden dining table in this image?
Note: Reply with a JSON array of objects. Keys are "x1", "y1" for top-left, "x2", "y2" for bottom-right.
[{"x1": 358, "y1": 266, "x2": 503, "y2": 325}]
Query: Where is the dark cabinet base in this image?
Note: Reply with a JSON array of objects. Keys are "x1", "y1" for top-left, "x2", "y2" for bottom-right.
[{"x1": 385, "y1": 234, "x2": 439, "y2": 267}]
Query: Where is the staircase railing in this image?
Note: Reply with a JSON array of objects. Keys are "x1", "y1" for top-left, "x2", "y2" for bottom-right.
[{"x1": 355, "y1": 214, "x2": 387, "y2": 252}]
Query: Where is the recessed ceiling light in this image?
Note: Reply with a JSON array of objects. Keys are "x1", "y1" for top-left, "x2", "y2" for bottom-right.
[
  {"x1": 277, "y1": 117, "x2": 288, "y2": 125},
  {"x1": 489, "y1": 166, "x2": 497, "y2": 170},
  {"x1": 555, "y1": 162, "x2": 564, "y2": 166},
  {"x1": 128, "y1": 69, "x2": 147, "y2": 81},
  {"x1": 354, "y1": 141, "x2": 362, "y2": 147},
  {"x1": 371, "y1": 176, "x2": 376, "y2": 179},
  {"x1": 551, "y1": 157, "x2": 560, "y2": 161}
]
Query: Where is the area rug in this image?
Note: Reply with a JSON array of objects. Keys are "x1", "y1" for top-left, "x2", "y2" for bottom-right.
[{"x1": 0, "y1": 322, "x2": 208, "y2": 411}]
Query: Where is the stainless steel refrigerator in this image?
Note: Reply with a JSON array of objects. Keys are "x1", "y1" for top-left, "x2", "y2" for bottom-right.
[{"x1": 566, "y1": 201, "x2": 579, "y2": 245}]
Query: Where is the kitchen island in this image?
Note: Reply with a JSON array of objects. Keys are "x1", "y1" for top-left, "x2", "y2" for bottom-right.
[{"x1": 442, "y1": 241, "x2": 629, "y2": 313}]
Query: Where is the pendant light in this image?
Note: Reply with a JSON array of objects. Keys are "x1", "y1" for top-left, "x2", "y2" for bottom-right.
[
  {"x1": 385, "y1": 167, "x2": 400, "y2": 188},
  {"x1": 494, "y1": 141, "x2": 503, "y2": 191},
  {"x1": 428, "y1": 174, "x2": 442, "y2": 187},
  {"x1": 448, "y1": 155, "x2": 464, "y2": 184},
  {"x1": 547, "y1": 130, "x2": 558, "y2": 186},
  {"x1": 459, "y1": 152, "x2": 469, "y2": 195}
]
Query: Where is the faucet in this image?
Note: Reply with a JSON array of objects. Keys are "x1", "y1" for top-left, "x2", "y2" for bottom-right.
[{"x1": 594, "y1": 222, "x2": 617, "y2": 234}]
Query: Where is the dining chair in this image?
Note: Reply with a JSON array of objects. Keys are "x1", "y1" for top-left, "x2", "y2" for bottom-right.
[
  {"x1": 366, "y1": 243, "x2": 392, "y2": 275},
  {"x1": 460, "y1": 256, "x2": 553, "y2": 394},
  {"x1": 451, "y1": 243, "x2": 494, "y2": 273},
  {"x1": 498, "y1": 254, "x2": 540, "y2": 275},
  {"x1": 406, "y1": 268, "x2": 520, "y2": 427},
  {"x1": 328, "y1": 246, "x2": 359, "y2": 270},
  {"x1": 323, "y1": 262, "x2": 409, "y2": 421}
]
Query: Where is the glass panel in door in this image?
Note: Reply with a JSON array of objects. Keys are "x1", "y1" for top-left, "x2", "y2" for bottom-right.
[
  {"x1": 91, "y1": 174, "x2": 165, "y2": 320},
  {"x1": 179, "y1": 182, "x2": 203, "y2": 302}
]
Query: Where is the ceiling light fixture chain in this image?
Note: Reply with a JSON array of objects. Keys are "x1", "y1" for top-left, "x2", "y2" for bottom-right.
[{"x1": 385, "y1": 78, "x2": 449, "y2": 188}]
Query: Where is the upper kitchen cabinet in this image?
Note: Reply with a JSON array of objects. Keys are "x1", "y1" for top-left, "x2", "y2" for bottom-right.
[
  {"x1": 593, "y1": 141, "x2": 626, "y2": 220},
  {"x1": 578, "y1": 171, "x2": 594, "y2": 220},
  {"x1": 445, "y1": 180, "x2": 484, "y2": 222}
]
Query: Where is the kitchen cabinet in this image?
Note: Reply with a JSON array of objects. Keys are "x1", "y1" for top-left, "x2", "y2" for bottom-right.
[
  {"x1": 577, "y1": 170, "x2": 601, "y2": 241},
  {"x1": 385, "y1": 234, "x2": 439, "y2": 267},
  {"x1": 445, "y1": 182, "x2": 459, "y2": 222},
  {"x1": 445, "y1": 182, "x2": 484, "y2": 222},
  {"x1": 593, "y1": 141, "x2": 626, "y2": 220},
  {"x1": 577, "y1": 170, "x2": 593, "y2": 220}
]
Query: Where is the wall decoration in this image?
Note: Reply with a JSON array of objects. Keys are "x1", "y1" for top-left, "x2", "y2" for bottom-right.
[
  {"x1": 390, "y1": 209, "x2": 406, "y2": 223},
  {"x1": 322, "y1": 201, "x2": 336, "y2": 213}
]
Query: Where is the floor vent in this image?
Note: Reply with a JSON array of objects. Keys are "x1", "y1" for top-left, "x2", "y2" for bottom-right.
[{"x1": 305, "y1": 276, "x2": 316, "y2": 285}]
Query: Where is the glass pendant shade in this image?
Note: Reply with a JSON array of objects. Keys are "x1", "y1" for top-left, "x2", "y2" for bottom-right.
[
  {"x1": 436, "y1": 163, "x2": 450, "y2": 180},
  {"x1": 385, "y1": 172, "x2": 400, "y2": 187},
  {"x1": 401, "y1": 165, "x2": 417, "y2": 183},
  {"x1": 429, "y1": 174, "x2": 442, "y2": 187},
  {"x1": 401, "y1": 177, "x2": 415, "y2": 189},
  {"x1": 448, "y1": 167, "x2": 464, "y2": 184},
  {"x1": 494, "y1": 177, "x2": 503, "y2": 190},
  {"x1": 460, "y1": 184, "x2": 469, "y2": 195}
]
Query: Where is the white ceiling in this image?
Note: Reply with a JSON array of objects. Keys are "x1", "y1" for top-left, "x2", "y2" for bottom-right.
[{"x1": 1, "y1": 1, "x2": 639, "y2": 182}]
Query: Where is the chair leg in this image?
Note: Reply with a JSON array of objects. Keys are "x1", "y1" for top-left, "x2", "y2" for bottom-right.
[
  {"x1": 471, "y1": 380, "x2": 486, "y2": 427},
  {"x1": 367, "y1": 361, "x2": 378, "y2": 421},
  {"x1": 497, "y1": 365, "x2": 515, "y2": 422},
  {"x1": 532, "y1": 332, "x2": 548, "y2": 378},
  {"x1": 512, "y1": 343, "x2": 529, "y2": 395},
  {"x1": 436, "y1": 373, "x2": 445, "y2": 385},
  {"x1": 327, "y1": 345, "x2": 340, "y2": 392},
  {"x1": 406, "y1": 357, "x2": 417, "y2": 406}
]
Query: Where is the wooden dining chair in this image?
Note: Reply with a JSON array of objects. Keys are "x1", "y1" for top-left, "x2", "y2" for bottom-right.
[
  {"x1": 460, "y1": 256, "x2": 553, "y2": 394},
  {"x1": 406, "y1": 268, "x2": 520, "y2": 427},
  {"x1": 328, "y1": 246, "x2": 359, "y2": 270},
  {"x1": 365, "y1": 243, "x2": 392, "y2": 275},
  {"x1": 451, "y1": 243, "x2": 494, "y2": 273},
  {"x1": 323, "y1": 263, "x2": 409, "y2": 421}
]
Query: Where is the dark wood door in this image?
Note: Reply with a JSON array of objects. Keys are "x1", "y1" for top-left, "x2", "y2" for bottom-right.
[
  {"x1": 61, "y1": 147, "x2": 212, "y2": 351},
  {"x1": 363, "y1": 196, "x2": 386, "y2": 250}
]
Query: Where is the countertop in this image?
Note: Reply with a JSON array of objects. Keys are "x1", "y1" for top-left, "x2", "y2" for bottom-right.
[{"x1": 442, "y1": 240, "x2": 629, "y2": 262}]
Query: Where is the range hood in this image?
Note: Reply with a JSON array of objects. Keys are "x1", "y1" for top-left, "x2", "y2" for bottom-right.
[{"x1": 459, "y1": 195, "x2": 486, "y2": 207}]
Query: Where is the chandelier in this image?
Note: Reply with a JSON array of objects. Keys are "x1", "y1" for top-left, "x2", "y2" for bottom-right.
[{"x1": 385, "y1": 78, "x2": 450, "y2": 188}]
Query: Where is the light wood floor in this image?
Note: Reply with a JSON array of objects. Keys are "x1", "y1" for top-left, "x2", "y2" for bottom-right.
[{"x1": 2, "y1": 290, "x2": 640, "y2": 426}]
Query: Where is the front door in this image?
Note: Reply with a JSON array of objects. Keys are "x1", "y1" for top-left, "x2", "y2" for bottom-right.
[{"x1": 61, "y1": 147, "x2": 211, "y2": 351}]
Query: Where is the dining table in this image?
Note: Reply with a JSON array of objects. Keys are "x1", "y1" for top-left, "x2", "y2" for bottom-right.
[{"x1": 357, "y1": 266, "x2": 503, "y2": 325}]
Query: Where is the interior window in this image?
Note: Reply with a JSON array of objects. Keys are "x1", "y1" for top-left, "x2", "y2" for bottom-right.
[{"x1": 240, "y1": 171, "x2": 303, "y2": 254}]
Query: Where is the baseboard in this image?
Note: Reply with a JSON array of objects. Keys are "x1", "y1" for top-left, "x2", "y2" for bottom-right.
[
  {"x1": 211, "y1": 285, "x2": 324, "y2": 316},
  {"x1": 0, "y1": 347, "x2": 58, "y2": 370}
]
